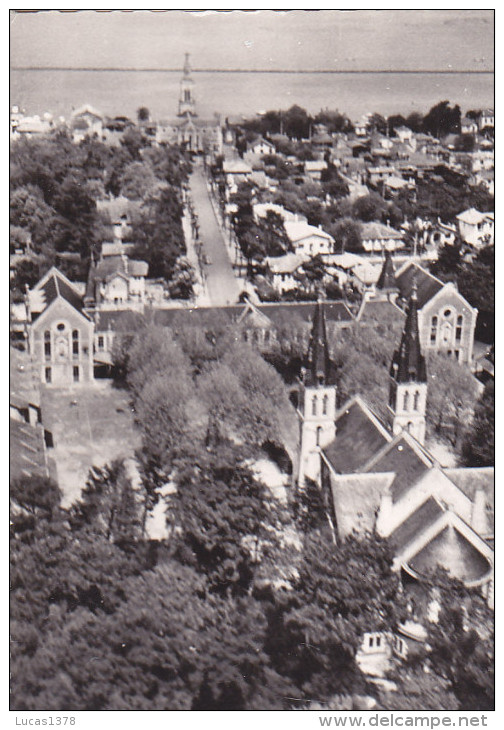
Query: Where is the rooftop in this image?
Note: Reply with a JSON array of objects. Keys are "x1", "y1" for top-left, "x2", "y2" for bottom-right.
[
  {"x1": 284, "y1": 220, "x2": 334, "y2": 243},
  {"x1": 394, "y1": 262, "x2": 444, "y2": 309},
  {"x1": 323, "y1": 397, "x2": 391, "y2": 474}
]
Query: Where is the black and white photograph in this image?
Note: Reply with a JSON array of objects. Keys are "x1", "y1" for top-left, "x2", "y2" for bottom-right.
[{"x1": 9, "y1": 8, "x2": 495, "y2": 716}]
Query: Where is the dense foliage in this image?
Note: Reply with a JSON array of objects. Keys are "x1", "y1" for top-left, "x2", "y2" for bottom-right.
[{"x1": 10, "y1": 129, "x2": 191, "y2": 296}]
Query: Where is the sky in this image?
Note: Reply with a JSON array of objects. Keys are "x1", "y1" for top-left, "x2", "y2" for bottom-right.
[{"x1": 10, "y1": 9, "x2": 494, "y2": 73}]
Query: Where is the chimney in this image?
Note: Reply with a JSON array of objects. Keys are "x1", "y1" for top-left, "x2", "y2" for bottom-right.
[{"x1": 471, "y1": 488, "x2": 489, "y2": 535}]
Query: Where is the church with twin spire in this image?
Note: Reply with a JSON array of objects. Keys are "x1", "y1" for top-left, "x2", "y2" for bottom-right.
[{"x1": 297, "y1": 293, "x2": 494, "y2": 607}]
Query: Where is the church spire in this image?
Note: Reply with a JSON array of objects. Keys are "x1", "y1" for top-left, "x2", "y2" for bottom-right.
[
  {"x1": 183, "y1": 52, "x2": 191, "y2": 77},
  {"x1": 178, "y1": 53, "x2": 196, "y2": 117},
  {"x1": 304, "y1": 299, "x2": 334, "y2": 386},
  {"x1": 390, "y1": 282, "x2": 427, "y2": 383},
  {"x1": 377, "y1": 249, "x2": 397, "y2": 290}
]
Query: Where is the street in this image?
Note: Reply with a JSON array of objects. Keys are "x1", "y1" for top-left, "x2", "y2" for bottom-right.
[{"x1": 188, "y1": 161, "x2": 241, "y2": 306}]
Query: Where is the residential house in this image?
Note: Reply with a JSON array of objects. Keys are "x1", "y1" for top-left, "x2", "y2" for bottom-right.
[
  {"x1": 461, "y1": 117, "x2": 479, "y2": 136},
  {"x1": 26, "y1": 268, "x2": 95, "y2": 386},
  {"x1": 84, "y1": 242, "x2": 149, "y2": 309},
  {"x1": 223, "y1": 159, "x2": 253, "y2": 191},
  {"x1": 284, "y1": 220, "x2": 335, "y2": 257},
  {"x1": 478, "y1": 109, "x2": 494, "y2": 131},
  {"x1": 253, "y1": 202, "x2": 307, "y2": 224},
  {"x1": 367, "y1": 166, "x2": 398, "y2": 187},
  {"x1": 70, "y1": 104, "x2": 104, "y2": 142},
  {"x1": 383, "y1": 175, "x2": 414, "y2": 198},
  {"x1": 360, "y1": 222, "x2": 404, "y2": 253},
  {"x1": 304, "y1": 159, "x2": 328, "y2": 181},
  {"x1": 395, "y1": 126, "x2": 414, "y2": 145},
  {"x1": 297, "y1": 301, "x2": 493, "y2": 607},
  {"x1": 456, "y1": 208, "x2": 494, "y2": 247},
  {"x1": 265, "y1": 253, "x2": 309, "y2": 294}
]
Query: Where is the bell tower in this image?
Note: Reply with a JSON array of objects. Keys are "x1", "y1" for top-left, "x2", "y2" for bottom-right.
[
  {"x1": 387, "y1": 282, "x2": 427, "y2": 444},
  {"x1": 298, "y1": 300, "x2": 337, "y2": 486},
  {"x1": 178, "y1": 53, "x2": 196, "y2": 117}
]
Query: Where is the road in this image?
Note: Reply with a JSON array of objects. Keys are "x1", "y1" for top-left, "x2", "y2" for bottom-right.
[{"x1": 189, "y1": 162, "x2": 241, "y2": 306}]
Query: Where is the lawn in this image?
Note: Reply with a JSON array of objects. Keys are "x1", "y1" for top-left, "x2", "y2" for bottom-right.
[{"x1": 40, "y1": 380, "x2": 142, "y2": 506}]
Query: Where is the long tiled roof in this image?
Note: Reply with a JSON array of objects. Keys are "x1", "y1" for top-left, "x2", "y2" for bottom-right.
[
  {"x1": 95, "y1": 300, "x2": 354, "y2": 333},
  {"x1": 395, "y1": 262, "x2": 444, "y2": 309},
  {"x1": 323, "y1": 398, "x2": 390, "y2": 474}
]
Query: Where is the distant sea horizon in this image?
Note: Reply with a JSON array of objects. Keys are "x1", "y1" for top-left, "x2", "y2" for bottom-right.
[{"x1": 10, "y1": 68, "x2": 494, "y2": 123}]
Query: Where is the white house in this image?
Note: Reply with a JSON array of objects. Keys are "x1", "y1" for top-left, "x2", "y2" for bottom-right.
[
  {"x1": 284, "y1": 220, "x2": 334, "y2": 256},
  {"x1": 360, "y1": 222, "x2": 404, "y2": 253},
  {"x1": 395, "y1": 126, "x2": 414, "y2": 144},
  {"x1": 456, "y1": 208, "x2": 494, "y2": 247},
  {"x1": 461, "y1": 117, "x2": 479, "y2": 135},
  {"x1": 265, "y1": 253, "x2": 309, "y2": 293},
  {"x1": 253, "y1": 202, "x2": 307, "y2": 224},
  {"x1": 304, "y1": 159, "x2": 328, "y2": 180},
  {"x1": 478, "y1": 109, "x2": 494, "y2": 131}
]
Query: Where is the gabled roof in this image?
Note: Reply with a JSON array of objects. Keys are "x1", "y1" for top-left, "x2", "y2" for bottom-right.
[
  {"x1": 284, "y1": 220, "x2": 334, "y2": 243},
  {"x1": 443, "y1": 467, "x2": 494, "y2": 528},
  {"x1": 389, "y1": 496, "x2": 444, "y2": 552},
  {"x1": 456, "y1": 207, "x2": 493, "y2": 225},
  {"x1": 363, "y1": 433, "x2": 433, "y2": 503},
  {"x1": 29, "y1": 268, "x2": 86, "y2": 320},
  {"x1": 408, "y1": 522, "x2": 492, "y2": 583},
  {"x1": 360, "y1": 222, "x2": 403, "y2": 240},
  {"x1": 394, "y1": 262, "x2": 444, "y2": 309},
  {"x1": 323, "y1": 396, "x2": 391, "y2": 474}
]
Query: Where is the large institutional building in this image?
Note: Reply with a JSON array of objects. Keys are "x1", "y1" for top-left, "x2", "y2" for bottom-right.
[
  {"x1": 155, "y1": 53, "x2": 223, "y2": 156},
  {"x1": 297, "y1": 296, "x2": 494, "y2": 606}
]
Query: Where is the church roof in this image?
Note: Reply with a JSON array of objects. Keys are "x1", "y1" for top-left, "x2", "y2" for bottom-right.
[
  {"x1": 390, "y1": 285, "x2": 427, "y2": 384},
  {"x1": 408, "y1": 524, "x2": 492, "y2": 583},
  {"x1": 29, "y1": 268, "x2": 86, "y2": 320},
  {"x1": 323, "y1": 397, "x2": 391, "y2": 474},
  {"x1": 325, "y1": 471, "x2": 395, "y2": 538},
  {"x1": 395, "y1": 262, "x2": 443, "y2": 309},
  {"x1": 365, "y1": 434, "x2": 432, "y2": 503},
  {"x1": 443, "y1": 467, "x2": 494, "y2": 527},
  {"x1": 376, "y1": 250, "x2": 397, "y2": 290},
  {"x1": 389, "y1": 496, "x2": 444, "y2": 552}
]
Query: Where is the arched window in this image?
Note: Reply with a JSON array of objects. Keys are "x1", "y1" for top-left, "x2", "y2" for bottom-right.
[
  {"x1": 322, "y1": 394, "x2": 328, "y2": 415},
  {"x1": 312, "y1": 395, "x2": 318, "y2": 416},
  {"x1": 72, "y1": 329, "x2": 79, "y2": 357},
  {"x1": 403, "y1": 391, "x2": 409, "y2": 411},
  {"x1": 44, "y1": 330, "x2": 51, "y2": 360},
  {"x1": 413, "y1": 390, "x2": 420, "y2": 411},
  {"x1": 456, "y1": 314, "x2": 463, "y2": 342},
  {"x1": 316, "y1": 426, "x2": 322, "y2": 446},
  {"x1": 430, "y1": 315, "x2": 438, "y2": 344},
  {"x1": 407, "y1": 421, "x2": 414, "y2": 433}
]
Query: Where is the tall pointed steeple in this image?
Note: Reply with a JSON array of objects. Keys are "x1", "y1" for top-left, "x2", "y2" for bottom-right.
[
  {"x1": 391, "y1": 282, "x2": 427, "y2": 384},
  {"x1": 304, "y1": 299, "x2": 335, "y2": 386},
  {"x1": 377, "y1": 249, "x2": 397, "y2": 291},
  {"x1": 387, "y1": 281, "x2": 428, "y2": 444},
  {"x1": 298, "y1": 300, "x2": 337, "y2": 486},
  {"x1": 178, "y1": 53, "x2": 196, "y2": 117}
]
